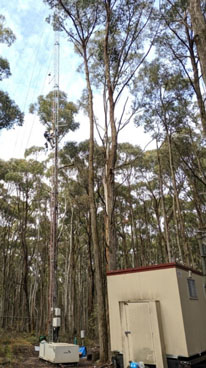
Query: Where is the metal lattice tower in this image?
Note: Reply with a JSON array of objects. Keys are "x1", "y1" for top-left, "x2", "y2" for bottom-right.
[{"x1": 48, "y1": 23, "x2": 60, "y2": 342}]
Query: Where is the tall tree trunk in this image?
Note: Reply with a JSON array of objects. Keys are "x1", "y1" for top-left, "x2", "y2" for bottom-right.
[
  {"x1": 21, "y1": 187, "x2": 31, "y2": 332},
  {"x1": 120, "y1": 222, "x2": 129, "y2": 269},
  {"x1": 64, "y1": 206, "x2": 74, "y2": 331},
  {"x1": 83, "y1": 46, "x2": 109, "y2": 362},
  {"x1": 142, "y1": 200, "x2": 152, "y2": 264},
  {"x1": 103, "y1": 0, "x2": 118, "y2": 271},
  {"x1": 127, "y1": 181, "x2": 139, "y2": 267},
  {"x1": 156, "y1": 141, "x2": 171, "y2": 262},
  {"x1": 191, "y1": 179, "x2": 204, "y2": 227},
  {"x1": 87, "y1": 213, "x2": 95, "y2": 332},
  {"x1": 189, "y1": 0, "x2": 206, "y2": 89},
  {"x1": 152, "y1": 195, "x2": 165, "y2": 263},
  {"x1": 167, "y1": 134, "x2": 190, "y2": 264},
  {"x1": 184, "y1": 20, "x2": 206, "y2": 135}
]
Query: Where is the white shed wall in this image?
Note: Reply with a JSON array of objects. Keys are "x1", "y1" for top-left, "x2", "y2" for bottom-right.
[
  {"x1": 176, "y1": 269, "x2": 206, "y2": 355},
  {"x1": 107, "y1": 267, "x2": 188, "y2": 357}
]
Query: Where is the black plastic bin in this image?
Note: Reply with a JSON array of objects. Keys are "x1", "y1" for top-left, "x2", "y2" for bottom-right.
[{"x1": 112, "y1": 351, "x2": 124, "y2": 368}]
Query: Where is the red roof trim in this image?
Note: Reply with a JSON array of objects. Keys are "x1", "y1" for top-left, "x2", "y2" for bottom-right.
[{"x1": 107, "y1": 262, "x2": 202, "y2": 276}]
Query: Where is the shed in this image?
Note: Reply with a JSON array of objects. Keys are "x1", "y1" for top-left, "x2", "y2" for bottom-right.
[{"x1": 107, "y1": 263, "x2": 206, "y2": 368}]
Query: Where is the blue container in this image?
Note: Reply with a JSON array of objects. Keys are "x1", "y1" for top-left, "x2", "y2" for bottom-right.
[
  {"x1": 130, "y1": 362, "x2": 139, "y2": 368},
  {"x1": 79, "y1": 346, "x2": 87, "y2": 358}
]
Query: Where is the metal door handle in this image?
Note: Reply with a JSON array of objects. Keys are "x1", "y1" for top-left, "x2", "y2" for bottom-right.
[{"x1": 125, "y1": 331, "x2": 131, "y2": 336}]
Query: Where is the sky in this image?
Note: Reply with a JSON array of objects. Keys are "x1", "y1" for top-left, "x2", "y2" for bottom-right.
[{"x1": 0, "y1": 0, "x2": 154, "y2": 162}]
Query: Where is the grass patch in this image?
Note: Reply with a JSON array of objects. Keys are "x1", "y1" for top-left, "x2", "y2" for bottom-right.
[{"x1": 0, "y1": 330, "x2": 38, "y2": 364}]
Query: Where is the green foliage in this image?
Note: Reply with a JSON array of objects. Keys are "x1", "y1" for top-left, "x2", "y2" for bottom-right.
[
  {"x1": 0, "y1": 57, "x2": 10, "y2": 80},
  {"x1": 24, "y1": 146, "x2": 45, "y2": 158},
  {"x1": 0, "y1": 15, "x2": 24, "y2": 130},
  {"x1": 0, "y1": 91, "x2": 23, "y2": 130},
  {"x1": 87, "y1": 0, "x2": 155, "y2": 90},
  {"x1": 44, "y1": 0, "x2": 102, "y2": 50},
  {"x1": 133, "y1": 59, "x2": 193, "y2": 137},
  {"x1": 1, "y1": 0, "x2": 206, "y2": 344},
  {"x1": 30, "y1": 90, "x2": 78, "y2": 138},
  {"x1": 0, "y1": 15, "x2": 16, "y2": 46}
]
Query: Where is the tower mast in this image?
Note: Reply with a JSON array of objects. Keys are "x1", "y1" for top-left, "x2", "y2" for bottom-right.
[
  {"x1": 48, "y1": 23, "x2": 60, "y2": 342},
  {"x1": 40, "y1": 13, "x2": 79, "y2": 366}
]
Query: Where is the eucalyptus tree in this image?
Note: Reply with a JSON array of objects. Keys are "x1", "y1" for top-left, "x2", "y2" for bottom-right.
[
  {"x1": 116, "y1": 143, "x2": 147, "y2": 267},
  {"x1": 58, "y1": 140, "x2": 108, "y2": 338},
  {"x1": 154, "y1": 129, "x2": 206, "y2": 267},
  {"x1": 0, "y1": 15, "x2": 23, "y2": 130},
  {"x1": 0, "y1": 158, "x2": 46, "y2": 331},
  {"x1": 43, "y1": 0, "x2": 158, "y2": 359},
  {"x1": 188, "y1": 0, "x2": 206, "y2": 89},
  {"x1": 30, "y1": 89, "x2": 78, "y2": 333},
  {"x1": 30, "y1": 90, "x2": 78, "y2": 138},
  {"x1": 42, "y1": 0, "x2": 110, "y2": 359},
  {"x1": 138, "y1": 149, "x2": 170, "y2": 263},
  {"x1": 134, "y1": 59, "x2": 194, "y2": 264},
  {"x1": 44, "y1": 0, "x2": 158, "y2": 272},
  {"x1": 116, "y1": 138, "x2": 205, "y2": 268},
  {"x1": 88, "y1": 0, "x2": 157, "y2": 271},
  {"x1": 159, "y1": 0, "x2": 206, "y2": 135},
  {"x1": 0, "y1": 155, "x2": 53, "y2": 332},
  {"x1": 0, "y1": 14, "x2": 15, "y2": 80},
  {"x1": 169, "y1": 130, "x2": 206, "y2": 266},
  {"x1": 58, "y1": 140, "x2": 98, "y2": 337},
  {"x1": 0, "y1": 173, "x2": 19, "y2": 328},
  {"x1": 117, "y1": 143, "x2": 171, "y2": 265}
]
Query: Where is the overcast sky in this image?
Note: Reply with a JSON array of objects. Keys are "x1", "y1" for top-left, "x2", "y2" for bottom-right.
[{"x1": 0, "y1": 0, "x2": 154, "y2": 161}]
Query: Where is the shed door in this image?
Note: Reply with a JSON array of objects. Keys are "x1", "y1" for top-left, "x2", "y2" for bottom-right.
[{"x1": 120, "y1": 301, "x2": 167, "y2": 368}]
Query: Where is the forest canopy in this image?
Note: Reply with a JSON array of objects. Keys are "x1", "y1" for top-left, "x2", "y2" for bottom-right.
[{"x1": 0, "y1": 0, "x2": 206, "y2": 362}]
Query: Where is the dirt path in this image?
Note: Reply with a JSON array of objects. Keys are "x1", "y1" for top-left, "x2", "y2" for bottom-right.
[
  {"x1": 0, "y1": 353, "x2": 95, "y2": 368},
  {"x1": 0, "y1": 334, "x2": 100, "y2": 368}
]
